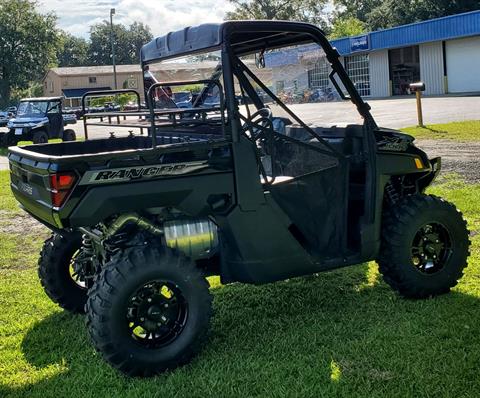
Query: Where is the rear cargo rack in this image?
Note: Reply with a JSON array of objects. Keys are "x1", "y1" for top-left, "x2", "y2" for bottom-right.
[{"x1": 81, "y1": 81, "x2": 227, "y2": 149}]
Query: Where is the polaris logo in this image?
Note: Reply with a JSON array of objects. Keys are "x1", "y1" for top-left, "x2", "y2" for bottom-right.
[
  {"x1": 18, "y1": 181, "x2": 33, "y2": 195},
  {"x1": 79, "y1": 161, "x2": 209, "y2": 185}
]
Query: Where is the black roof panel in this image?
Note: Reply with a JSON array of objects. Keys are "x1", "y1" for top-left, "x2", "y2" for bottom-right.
[
  {"x1": 140, "y1": 20, "x2": 325, "y2": 64},
  {"x1": 141, "y1": 23, "x2": 222, "y2": 64}
]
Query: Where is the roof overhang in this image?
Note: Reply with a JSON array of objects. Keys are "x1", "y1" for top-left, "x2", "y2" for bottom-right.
[{"x1": 62, "y1": 87, "x2": 111, "y2": 99}]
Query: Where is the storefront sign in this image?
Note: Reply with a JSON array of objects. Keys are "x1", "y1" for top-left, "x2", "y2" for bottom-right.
[{"x1": 350, "y1": 35, "x2": 370, "y2": 52}]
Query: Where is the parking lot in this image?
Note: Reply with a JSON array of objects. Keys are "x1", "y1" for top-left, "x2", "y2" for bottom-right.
[
  {"x1": 1, "y1": 95, "x2": 479, "y2": 138},
  {"x1": 0, "y1": 95, "x2": 479, "y2": 172}
]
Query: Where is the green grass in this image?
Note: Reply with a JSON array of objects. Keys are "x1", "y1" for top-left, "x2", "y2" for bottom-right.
[
  {"x1": 0, "y1": 172, "x2": 20, "y2": 213},
  {"x1": 402, "y1": 120, "x2": 480, "y2": 141},
  {"x1": 0, "y1": 171, "x2": 479, "y2": 397}
]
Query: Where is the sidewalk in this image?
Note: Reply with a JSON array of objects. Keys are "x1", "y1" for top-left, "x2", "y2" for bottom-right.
[{"x1": 0, "y1": 156, "x2": 8, "y2": 170}]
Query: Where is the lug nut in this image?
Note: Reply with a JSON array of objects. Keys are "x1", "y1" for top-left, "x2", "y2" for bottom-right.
[
  {"x1": 140, "y1": 317, "x2": 145, "y2": 322},
  {"x1": 147, "y1": 298, "x2": 152, "y2": 303},
  {"x1": 161, "y1": 316, "x2": 167, "y2": 322},
  {"x1": 164, "y1": 304, "x2": 168, "y2": 308}
]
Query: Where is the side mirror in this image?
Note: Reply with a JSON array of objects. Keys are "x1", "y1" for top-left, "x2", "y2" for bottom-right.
[{"x1": 409, "y1": 82, "x2": 426, "y2": 92}]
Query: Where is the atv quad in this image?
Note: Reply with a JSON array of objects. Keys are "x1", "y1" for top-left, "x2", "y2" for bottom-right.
[
  {"x1": 1, "y1": 97, "x2": 76, "y2": 147},
  {"x1": 7, "y1": 21, "x2": 470, "y2": 377}
]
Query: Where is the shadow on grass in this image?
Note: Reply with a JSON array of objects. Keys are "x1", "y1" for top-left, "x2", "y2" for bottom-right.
[
  {"x1": 414, "y1": 126, "x2": 450, "y2": 135},
  {"x1": 424, "y1": 127, "x2": 449, "y2": 135},
  {"x1": 4, "y1": 264, "x2": 480, "y2": 397}
]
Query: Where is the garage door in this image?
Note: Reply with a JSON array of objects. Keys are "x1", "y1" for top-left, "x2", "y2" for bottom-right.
[{"x1": 446, "y1": 36, "x2": 480, "y2": 93}]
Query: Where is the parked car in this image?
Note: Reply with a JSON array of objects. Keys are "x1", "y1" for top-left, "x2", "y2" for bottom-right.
[
  {"x1": 6, "y1": 106, "x2": 17, "y2": 115},
  {"x1": 104, "y1": 102, "x2": 121, "y2": 112},
  {"x1": 0, "y1": 111, "x2": 9, "y2": 127}
]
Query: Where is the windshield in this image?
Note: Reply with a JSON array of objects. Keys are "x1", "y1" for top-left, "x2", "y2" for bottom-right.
[
  {"x1": 237, "y1": 41, "x2": 364, "y2": 127},
  {"x1": 16, "y1": 101, "x2": 49, "y2": 118},
  {"x1": 143, "y1": 51, "x2": 226, "y2": 138},
  {"x1": 145, "y1": 51, "x2": 223, "y2": 109}
]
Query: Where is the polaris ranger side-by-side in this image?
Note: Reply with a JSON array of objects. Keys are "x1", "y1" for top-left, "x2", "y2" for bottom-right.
[
  {"x1": 8, "y1": 21, "x2": 470, "y2": 377},
  {"x1": 1, "y1": 97, "x2": 76, "y2": 147}
]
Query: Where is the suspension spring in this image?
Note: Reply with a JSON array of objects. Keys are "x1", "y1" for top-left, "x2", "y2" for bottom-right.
[
  {"x1": 82, "y1": 234, "x2": 94, "y2": 258},
  {"x1": 385, "y1": 181, "x2": 400, "y2": 205}
]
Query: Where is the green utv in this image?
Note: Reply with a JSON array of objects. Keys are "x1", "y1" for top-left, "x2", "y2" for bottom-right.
[{"x1": 8, "y1": 21, "x2": 470, "y2": 377}]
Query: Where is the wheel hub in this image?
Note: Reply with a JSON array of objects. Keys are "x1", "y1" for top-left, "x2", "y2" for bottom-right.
[
  {"x1": 411, "y1": 223, "x2": 452, "y2": 274},
  {"x1": 126, "y1": 281, "x2": 187, "y2": 348}
]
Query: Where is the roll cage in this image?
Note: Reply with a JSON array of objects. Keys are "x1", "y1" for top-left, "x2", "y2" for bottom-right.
[
  {"x1": 140, "y1": 21, "x2": 377, "y2": 132},
  {"x1": 80, "y1": 21, "x2": 377, "y2": 151}
]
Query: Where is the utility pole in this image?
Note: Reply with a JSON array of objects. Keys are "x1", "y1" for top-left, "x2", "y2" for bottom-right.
[{"x1": 110, "y1": 8, "x2": 118, "y2": 90}]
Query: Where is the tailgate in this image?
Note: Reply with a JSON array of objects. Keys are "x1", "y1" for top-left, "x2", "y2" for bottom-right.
[{"x1": 8, "y1": 151, "x2": 61, "y2": 228}]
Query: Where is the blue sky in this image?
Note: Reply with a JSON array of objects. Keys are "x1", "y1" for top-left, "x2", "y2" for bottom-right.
[{"x1": 37, "y1": 0, "x2": 234, "y2": 38}]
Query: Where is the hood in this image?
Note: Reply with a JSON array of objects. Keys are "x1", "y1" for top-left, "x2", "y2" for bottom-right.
[{"x1": 10, "y1": 117, "x2": 48, "y2": 124}]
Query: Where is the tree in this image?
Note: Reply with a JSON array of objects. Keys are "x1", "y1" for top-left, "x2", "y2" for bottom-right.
[
  {"x1": 368, "y1": 0, "x2": 480, "y2": 30},
  {"x1": 0, "y1": 0, "x2": 58, "y2": 107},
  {"x1": 332, "y1": 0, "x2": 382, "y2": 28},
  {"x1": 226, "y1": 0, "x2": 330, "y2": 29},
  {"x1": 88, "y1": 21, "x2": 153, "y2": 66},
  {"x1": 329, "y1": 17, "x2": 366, "y2": 39},
  {"x1": 334, "y1": 0, "x2": 480, "y2": 31},
  {"x1": 56, "y1": 31, "x2": 88, "y2": 67}
]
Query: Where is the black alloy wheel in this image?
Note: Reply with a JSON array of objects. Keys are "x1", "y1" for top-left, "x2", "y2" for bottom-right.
[
  {"x1": 411, "y1": 222, "x2": 452, "y2": 274},
  {"x1": 126, "y1": 280, "x2": 188, "y2": 349}
]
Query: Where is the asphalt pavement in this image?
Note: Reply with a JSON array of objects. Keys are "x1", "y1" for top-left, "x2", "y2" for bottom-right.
[
  {"x1": 0, "y1": 95, "x2": 479, "y2": 170},
  {"x1": 72, "y1": 95, "x2": 480, "y2": 138}
]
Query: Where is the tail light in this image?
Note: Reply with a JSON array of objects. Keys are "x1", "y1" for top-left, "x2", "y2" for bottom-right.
[{"x1": 49, "y1": 172, "x2": 77, "y2": 208}]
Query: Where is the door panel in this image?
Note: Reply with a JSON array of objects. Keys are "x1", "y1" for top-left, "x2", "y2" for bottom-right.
[
  {"x1": 446, "y1": 37, "x2": 480, "y2": 93},
  {"x1": 266, "y1": 133, "x2": 347, "y2": 258}
]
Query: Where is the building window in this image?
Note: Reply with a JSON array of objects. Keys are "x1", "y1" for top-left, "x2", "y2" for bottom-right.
[
  {"x1": 49, "y1": 81, "x2": 54, "y2": 93},
  {"x1": 345, "y1": 54, "x2": 371, "y2": 97},
  {"x1": 89, "y1": 76, "x2": 97, "y2": 84},
  {"x1": 308, "y1": 57, "x2": 330, "y2": 90}
]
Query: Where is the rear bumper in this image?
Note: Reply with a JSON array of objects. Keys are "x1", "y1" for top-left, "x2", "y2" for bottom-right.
[{"x1": 11, "y1": 185, "x2": 62, "y2": 229}]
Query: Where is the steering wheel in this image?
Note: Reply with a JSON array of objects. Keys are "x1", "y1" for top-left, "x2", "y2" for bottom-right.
[{"x1": 241, "y1": 107, "x2": 273, "y2": 141}]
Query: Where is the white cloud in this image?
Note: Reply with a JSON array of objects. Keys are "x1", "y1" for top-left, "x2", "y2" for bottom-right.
[{"x1": 37, "y1": 0, "x2": 234, "y2": 38}]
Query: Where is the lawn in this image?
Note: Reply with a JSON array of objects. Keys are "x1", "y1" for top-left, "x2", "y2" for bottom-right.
[
  {"x1": 0, "y1": 169, "x2": 479, "y2": 397},
  {"x1": 401, "y1": 120, "x2": 480, "y2": 141}
]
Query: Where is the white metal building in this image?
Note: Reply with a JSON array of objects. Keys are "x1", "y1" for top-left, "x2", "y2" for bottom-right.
[{"x1": 268, "y1": 11, "x2": 480, "y2": 98}]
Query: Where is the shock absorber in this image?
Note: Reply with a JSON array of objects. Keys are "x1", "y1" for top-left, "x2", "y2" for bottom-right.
[
  {"x1": 82, "y1": 234, "x2": 94, "y2": 259},
  {"x1": 385, "y1": 181, "x2": 400, "y2": 206}
]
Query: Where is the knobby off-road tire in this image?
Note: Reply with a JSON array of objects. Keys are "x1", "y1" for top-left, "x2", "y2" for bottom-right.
[
  {"x1": 378, "y1": 194, "x2": 470, "y2": 299},
  {"x1": 62, "y1": 129, "x2": 76, "y2": 142},
  {"x1": 32, "y1": 130, "x2": 48, "y2": 144},
  {"x1": 86, "y1": 246, "x2": 213, "y2": 377},
  {"x1": 38, "y1": 232, "x2": 88, "y2": 313}
]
